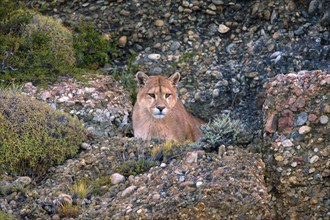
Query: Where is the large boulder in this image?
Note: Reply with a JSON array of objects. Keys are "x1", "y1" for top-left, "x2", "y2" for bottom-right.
[
  {"x1": 262, "y1": 70, "x2": 330, "y2": 219},
  {"x1": 110, "y1": 149, "x2": 275, "y2": 219}
]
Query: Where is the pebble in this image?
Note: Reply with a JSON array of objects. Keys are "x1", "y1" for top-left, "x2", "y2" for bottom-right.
[
  {"x1": 294, "y1": 112, "x2": 308, "y2": 126},
  {"x1": 147, "y1": 54, "x2": 161, "y2": 60},
  {"x1": 154, "y1": 19, "x2": 164, "y2": 27},
  {"x1": 185, "y1": 151, "x2": 198, "y2": 163},
  {"x1": 118, "y1": 36, "x2": 127, "y2": 47},
  {"x1": 282, "y1": 139, "x2": 293, "y2": 147},
  {"x1": 275, "y1": 155, "x2": 283, "y2": 161},
  {"x1": 218, "y1": 24, "x2": 230, "y2": 33},
  {"x1": 111, "y1": 173, "x2": 125, "y2": 185},
  {"x1": 14, "y1": 176, "x2": 32, "y2": 187},
  {"x1": 196, "y1": 181, "x2": 203, "y2": 188},
  {"x1": 291, "y1": 162, "x2": 298, "y2": 167},
  {"x1": 319, "y1": 115, "x2": 328, "y2": 124},
  {"x1": 309, "y1": 155, "x2": 319, "y2": 164},
  {"x1": 298, "y1": 125, "x2": 311, "y2": 134},
  {"x1": 121, "y1": 186, "x2": 137, "y2": 198}
]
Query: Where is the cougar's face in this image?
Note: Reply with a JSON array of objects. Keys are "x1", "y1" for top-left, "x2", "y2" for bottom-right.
[{"x1": 136, "y1": 72, "x2": 180, "y2": 119}]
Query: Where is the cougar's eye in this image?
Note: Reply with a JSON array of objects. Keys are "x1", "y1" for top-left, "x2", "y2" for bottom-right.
[
  {"x1": 165, "y1": 93, "x2": 171, "y2": 98},
  {"x1": 148, "y1": 93, "x2": 155, "y2": 98}
]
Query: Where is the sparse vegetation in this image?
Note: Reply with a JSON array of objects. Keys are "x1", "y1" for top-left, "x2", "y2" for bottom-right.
[
  {"x1": 200, "y1": 114, "x2": 243, "y2": 150},
  {"x1": 111, "y1": 53, "x2": 140, "y2": 102},
  {"x1": 71, "y1": 180, "x2": 91, "y2": 199},
  {"x1": 115, "y1": 160, "x2": 157, "y2": 177},
  {"x1": 0, "y1": 89, "x2": 87, "y2": 181},
  {"x1": 58, "y1": 202, "x2": 79, "y2": 218},
  {"x1": 151, "y1": 140, "x2": 191, "y2": 162},
  {"x1": 91, "y1": 176, "x2": 112, "y2": 196}
]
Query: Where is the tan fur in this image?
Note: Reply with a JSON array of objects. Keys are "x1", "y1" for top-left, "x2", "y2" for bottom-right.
[{"x1": 132, "y1": 72, "x2": 204, "y2": 142}]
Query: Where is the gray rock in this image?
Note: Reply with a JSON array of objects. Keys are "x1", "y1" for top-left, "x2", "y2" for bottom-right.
[
  {"x1": 294, "y1": 112, "x2": 308, "y2": 126},
  {"x1": 111, "y1": 173, "x2": 125, "y2": 185},
  {"x1": 14, "y1": 176, "x2": 32, "y2": 187},
  {"x1": 320, "y1": 115, "x2": 329, "y2": 124}
]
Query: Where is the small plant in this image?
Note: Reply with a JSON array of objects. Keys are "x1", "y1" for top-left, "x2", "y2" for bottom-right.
[
  {"x1": 91, "y1": 176, "x2": 112, "y2": 196},
  {"x1": 115, "y1": 160, "x2": 157, "y2": 177},
  {"x1": 151, "y1": 140, "x2": 191, "y2": 162},
  {"x1": 167, "y1": 51, "x2": 197, "y2": 73},
  {"x1": 59, "y1": 203, "x2": 79, "y2": 218},
  {"x1": 200, "y1": 114, "x2": 243, "y2": 150},
  {"x1": 0, "y1": 89, "x2": 88, "y2": 181},
  {"x1": 111, "y1": 53, "x2": 140, "y2": 102},
  {"x1": 70, "y1": 180, "x2": 91, "y2": 199}
]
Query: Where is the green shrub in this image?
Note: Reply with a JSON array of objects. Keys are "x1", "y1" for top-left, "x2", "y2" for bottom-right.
[
  {"x1": 200, "y1": 114, "x2": 243, "y2": 149},
  {"x1": 0, "y1": 9, "x2": 76, "y2": 85},
  {"x1": 0, "y1": 89, "x2": 87, "y2": 180},
  {"x1": 73, "y1": 22, "x2": 110, "y2": 70},
  {"x1": 115, "y1": 160, "x2": 157, "y2": 177}
]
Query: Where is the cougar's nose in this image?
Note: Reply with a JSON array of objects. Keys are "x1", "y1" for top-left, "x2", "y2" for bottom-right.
[{"x1": 157, "y1": 106, "x2": 165, "y2": 112}]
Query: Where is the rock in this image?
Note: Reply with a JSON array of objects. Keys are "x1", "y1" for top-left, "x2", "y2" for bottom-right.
[
  {"x1": 154, "y1": 19, "x2": 164, "y2": 27},
  {"x1": 309, "y1": 155, "x2": 319, "y2": 164},
  {"x1": 298, "y1": 125, "x2": 311, "y2": 134},
  {"x1": 111, "y1": 150, "x2": 274, "y2": 219},
  {"x1": 320, "y1": 9, "x2": 330, "y2": 26},
  {"x1": 147, "y1": 54, "x2": 161, "y2": 60},
  {"x1": 111, "y1": 173, "x2": 125, "y2": 185},
  {"x1": 319, "y1": 115, "x2": 328, "y2": 124},
  {"x1": 275, "y1": 155, "x2": 283, "y2": 161},
  {"x1": 185, "y1": 151, "x2": 198, "y2": 164},
  {"x1": 14, "y1": 176, "x2": 32, "y2": 187},
  {"x1": 294, "y1": 112, "x2": 308, "y2": 126},
  {"x1": 265, "y1": 112, "x2": 277, "y2": 133},
  {"x1": 121, "y1": 186, "x2": 137, "y2": 198},
  {"x1": 52, "y1": 214, "x2": 60, "y2": 220},
  {"x1": 118, "y1": 36, "x2": 127, "y2": 47},
  {"x1": 282, "y1": 139, "x2": 293, "y2": 147},
  {"x1": 196, "y1": 181, "x2": 203, "y2": 188},
  {"x1": 58, "y1": 193, "x2": 72, "y2": 205},
  {"x1": 308, "y1": 0, "x2": 319, "y2": 14},
  {"x1": 218, "y1": 24, "x2": 230, "y2": 33}
]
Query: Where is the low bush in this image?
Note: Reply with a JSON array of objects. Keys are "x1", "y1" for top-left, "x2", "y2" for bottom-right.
[
  {"x1": 0, "y1": 89, "x2": 87, "y2": 180},
  {"x1": 151, "y1": 140, "x2": 191, "y2": 162},
  {"x1": 200, "y1": 114, "x2": 243, "y2": 150},
  {"x1": 115, "y1": 160, "x2": 157, "y2": 177},
  {"x1": 0, "y1": 5, "x2": 77, "y2": 85},
  {"x1": 73, "y1": 22, "x2": 110, "y2": 70}
]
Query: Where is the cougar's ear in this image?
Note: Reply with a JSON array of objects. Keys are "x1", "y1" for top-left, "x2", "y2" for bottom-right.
[
  {"x1": 136, "y1": 71, "x2": 149, "y2": 88},
  {"x1": 168, "y1": 72, "x2": 180, "y2": 87}
]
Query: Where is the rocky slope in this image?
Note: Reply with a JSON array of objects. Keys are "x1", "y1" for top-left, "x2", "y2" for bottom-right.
[
  {"x1": 0, "y1": 0, "x2": 329, "y2": 219},
  {"x1": 28, "y1": 0, "x2": 330, "y2": 138}
]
